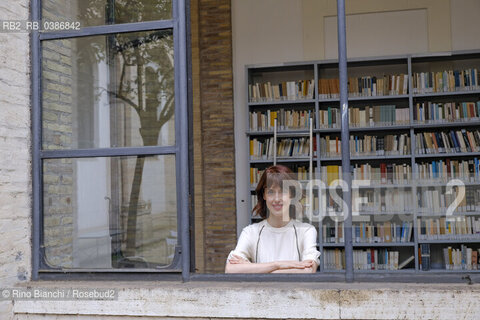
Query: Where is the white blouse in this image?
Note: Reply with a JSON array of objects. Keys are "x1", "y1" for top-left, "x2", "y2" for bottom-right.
[{"x1": 227, "y1": 219, "x2": 320, "y2": 266}]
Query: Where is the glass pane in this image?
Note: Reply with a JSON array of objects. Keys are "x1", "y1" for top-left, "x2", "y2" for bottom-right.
[
  {"x1": 42, "y1": 0, "x2": 172, "y2": 27},
  {"x1": 42, "y1": 30, "x2": 175, "y2": 149},
  {"x1": 42, "y1": 155, "x2": 178, "y2": 269}
]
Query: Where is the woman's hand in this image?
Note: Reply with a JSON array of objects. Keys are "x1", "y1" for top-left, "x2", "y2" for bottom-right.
[
  {"x1": 225, "y1": 254, "x2": 278, "y2": 273},
  {"x1": 228, "y1": 254, "x2": 252, "y2": 264},
  {"x1": 275, "y1": 260, "x2": 313, "y2": 270},
  {"x1": 270, "y1": 259, "x2": 318, "y2": 273},
  {"x1": 225, "y1": 255, "x2": 317, "y2": 273}
]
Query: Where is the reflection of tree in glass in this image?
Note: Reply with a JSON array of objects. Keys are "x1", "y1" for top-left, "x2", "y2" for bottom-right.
[
  {"x1": 81, "y1": 1, "x2": 175, "y2": 262},
  {"x1": 79, "y1": 0, "x2": 171, "y2": 25},
  {"x1": 112, "y1": 31, "x2": 174, "y2": 259}
]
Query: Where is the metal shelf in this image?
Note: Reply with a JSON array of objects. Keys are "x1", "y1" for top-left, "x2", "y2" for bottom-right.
[
  {"x1": 350, "y1": 154, "x2": 412, "y2": 160},
  {"x1": 315, "y1": 128, "x2": 341, "y2": 133},
  {"x1": 417, "y1": 239, "x2": 480, "y2": 244},
  {"x1": 246, "y1": 119, "x2": 480, "y2": 136},
  {"x1": 319, "y1": 156, "x2": 342, "y2": 161},
  {"x1": 246, "y1": 129, "x2": 311, "y2": 136},
  {"x1": 412, "y1": 90, "x2": 480, "y2": 98},
  {"x1": 322, "y1": 243, "x2": 345, "y2": 247},
  {"x1": 250, "y1": 157, "x2": 315, "y2": 163},
  {"x1": 246, "y1": 50, "x2": 480, "y2": 278},
  {"x1": 248, "y1": 98, "x2": 316, "y2": 106},
  {"x1": 413, "y1": 120, "x2": 480, "y2": 129},
  {"x1": 318, "y1": 183, "x2": 412, "y2": 190},
  {"x1": 349, "y1": 94, "x2": 410, "y2": 101},
  {"x1": 320, "y1": 269, "x2": 345, "y2": 273},
  {"x1": 352, "y1": 242, "x2": 415, "y2": 247},
  {"x1": 349, "y1": 124, "x2": 411, "y2": 132},
  {"x1": 317, "y1": 124, "x2": 417, "y2": 132},
  {"x1": 318, "y1": 94, "x2": 409, "y2": 102},
  {"x1": 418, "y1": 269, "x2": 480, "y2": 273},
  {"x1": 415, "y1": 180, "x2": 480, "y2": 187},
  {"x1": 354, "y1": 269, "x2": 416, "y2": 273},
  {"x1": 415, "y1": 151, "x2": 480, "y2": 159},
  {"x1": 318, "y1": 97, "x2": 340, "y2": 103},
  {"x1": 353, "y1": 211, "x2": 415, "y2": 215},
  {"x1": 353, "y1": 183, "x2": 413, "y2": 189},
  {"x1": 417, "y1": 211, "x2": 480, "y2": 216}
]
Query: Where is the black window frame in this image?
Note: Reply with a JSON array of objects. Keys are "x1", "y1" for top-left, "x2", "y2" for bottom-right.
[
  {"x1": 31, "y1": 0, "x2": 480, "y2": 283},
  {"x1": 31, "y1": 0, "x2": 190, "y2": 281}
]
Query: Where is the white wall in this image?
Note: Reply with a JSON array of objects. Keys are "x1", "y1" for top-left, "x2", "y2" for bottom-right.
[
  {"x1": 232, "y1": 0, "x2": 305, "y2": 235},
  {"x1": 451, "y1": 0, "x2": 480, "y2": 51},
  {"x1": 324, "y1": 9, "x2": 428, "y2": 59},
  {"x1": 232, "y1": 0, "x2": 480, "y2": 235}
]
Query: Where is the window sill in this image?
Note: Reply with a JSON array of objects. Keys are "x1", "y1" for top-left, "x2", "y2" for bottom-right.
[{"x1": 11, "y1": 280, "x2": 480, "y2": 319}]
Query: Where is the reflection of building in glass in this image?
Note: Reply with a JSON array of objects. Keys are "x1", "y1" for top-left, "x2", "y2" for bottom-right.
[{"x1": 41, "y1": 3, "x2": 177, "y2": 269}]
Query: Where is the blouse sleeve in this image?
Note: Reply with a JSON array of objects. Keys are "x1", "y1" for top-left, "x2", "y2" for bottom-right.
[
  {"x1": 300, "y1": 225, "x2": 321, "y2": 266},
  {"x1": 226, "y1": 226, "x2": 255, "y2": 263}
]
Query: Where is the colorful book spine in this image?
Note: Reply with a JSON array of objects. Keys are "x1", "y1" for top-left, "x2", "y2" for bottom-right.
[
  {"x1": 412, "y1": 69, "x2": 480, "y2": 94},
  {"x1": 353, "y1": 249, "x2": 400, "y2": 270},
  {"x1": 249, "y1": 79, "x2": 315, "y2": 102}
]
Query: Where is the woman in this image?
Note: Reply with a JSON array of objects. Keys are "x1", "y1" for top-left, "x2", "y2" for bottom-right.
[{"x1": 225, "y1": 165, "x2": 320, "y2": 273}]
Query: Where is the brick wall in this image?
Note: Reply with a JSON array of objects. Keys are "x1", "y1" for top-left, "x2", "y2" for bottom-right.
[
  {"x1": 190, "y1": 0, "x2": 206, "y2": 272},
  {"x1": 42, "y1": 38, "x2": 75, "y2": 268},
  {"x1": 192, "y1": 0, "x2": 237, "y2": 273}
]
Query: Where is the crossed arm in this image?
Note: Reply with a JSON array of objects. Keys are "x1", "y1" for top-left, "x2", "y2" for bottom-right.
[{"x1": 225, "y1": 254, "x2": 318, "y2": 273}]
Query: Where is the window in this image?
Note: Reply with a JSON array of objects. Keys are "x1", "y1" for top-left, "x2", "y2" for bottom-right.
[
  {"x1": 32, "y1": 0, "x2": 189, "y2": 278},
  {"x1": 33, "y1": 0, "x2": 479, "y2": 283}
]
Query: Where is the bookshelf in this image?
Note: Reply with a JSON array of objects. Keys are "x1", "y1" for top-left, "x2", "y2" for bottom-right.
[{"x1": 246, "y1": 50, "x2": 480, "y2": 274}]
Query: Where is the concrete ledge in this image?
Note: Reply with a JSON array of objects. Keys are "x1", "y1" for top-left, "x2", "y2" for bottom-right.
[{"x1": 10, "y1": 281, "x2": 480, "y2": 319}]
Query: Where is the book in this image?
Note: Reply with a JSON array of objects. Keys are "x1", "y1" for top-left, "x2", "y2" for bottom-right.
[
  {"x1": 348, "y1": 105, "x2": 409, "y2": 127},
  {"x1": 412, "y1": 68, "x2": 480, "y2": 94},
  {"x1": 249, "y1": 109, "x2": 314, "y2": 131},
  {"x1": 248, "y1": 54, "x2": 480, "y2": 274},
  {"x1": 398, "y1": 255, "x2": 414, "y2": 269},
  {"x1": 324, "y1": 248, "x2": 345, "y2": 270},
  {"x1": 249, "y1": 79, "x2": 315, "y2": 102},
  {"x1": 416, "y1": 129, "x2": 480, "y2": 154},
  {"x1": 417, "y1": 188, "x2": 480, "y2": 214},
  {"x1": 415, "y1": 158, "x2": 480, "y2": 182},
  {"x1": 353, "y1": 249, "x2": 400, "y2": 270},
  {"x1": 319, "y1": 107, "x2": 340, "y2": 128},
  {"x1": 442, "y1": 245, "x2": 479, "y2": 270},
  {"x1": 414, "y1": 101, "x2": 480, "y2": 123},
  {"x1": 420, "y1": 244, "x2": 431, "y2": 271}
]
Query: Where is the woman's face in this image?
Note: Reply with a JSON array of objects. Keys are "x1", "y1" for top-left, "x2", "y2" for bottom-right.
[{"x1": 263, "y1": 184, "x2": 291, "y2": 220}]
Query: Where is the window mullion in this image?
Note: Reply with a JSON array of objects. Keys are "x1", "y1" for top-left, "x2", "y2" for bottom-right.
[
  {"x1": 32, "y1": 0, "x2": 42, "y2": 281},
  {"x1": 172, "y1": 0, "x2": 190, "y2": 282},
  {"x1": 39, "y1": 20, "x2": 174, "y2": 41},
  {"x1": 336, "y1": 0, "x2": 354, "y2": 282},
  {"x1": 40, "y1": 146, "x2": 178, "y2": 159}
]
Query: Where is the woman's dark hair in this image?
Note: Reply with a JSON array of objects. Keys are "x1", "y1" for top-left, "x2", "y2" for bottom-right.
[{"x1": 252, "y1": 165, "x2": 299, "y2": 219}]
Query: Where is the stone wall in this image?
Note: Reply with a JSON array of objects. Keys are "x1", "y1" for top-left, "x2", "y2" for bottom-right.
[
  {"x1": 0, "y1": 0, "x2": 31, "y2": 318},
  {"x1": 10, "y1": 281, "x2": 480, "y2": 319}
]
